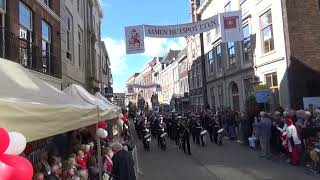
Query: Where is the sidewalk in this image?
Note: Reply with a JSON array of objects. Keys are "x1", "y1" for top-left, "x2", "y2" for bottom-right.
[{"x1": 190, "y1": 139, "x2": 319, "y2": 180}]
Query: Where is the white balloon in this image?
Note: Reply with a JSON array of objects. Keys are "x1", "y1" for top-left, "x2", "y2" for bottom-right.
[
  {"x1": 96, "y1": 128, "x2": 108, "y2": 138},
  {"x1": 118, "y1": 118, "x2": 124, "y2": 127},
  {"x1": 118, "y1": 114, "x2": 123, "y2": 119},
  {"x1": 4, "y1": 132, "x2": 26, "y2": 155}
]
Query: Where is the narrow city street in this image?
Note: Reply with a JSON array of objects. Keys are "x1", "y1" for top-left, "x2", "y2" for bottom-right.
[{"x1": 133, "y1": 133, "x2": 318, "y2": 180}]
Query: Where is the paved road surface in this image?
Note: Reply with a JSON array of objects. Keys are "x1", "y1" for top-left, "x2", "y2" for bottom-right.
[{"x1": 132, "y1": 130, "x2": 318, "y2": 180}]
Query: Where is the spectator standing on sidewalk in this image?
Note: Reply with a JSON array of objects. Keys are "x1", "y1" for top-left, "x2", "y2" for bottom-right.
[
  {"x1": 240, "y1": 112, "x2": 251, "y2": 145},
  {"x1": 285, "y1": 118, "x2": 302, "y2": 166},
  {"x1": 255, "y1": 111, "x2": 272, "y2": 158},
  {"x1": 271, "y1": 111, "x2": 283, "y2": 157},
  {"x1": 110, "y1": 142, "x2": 136, "y2": 180}
]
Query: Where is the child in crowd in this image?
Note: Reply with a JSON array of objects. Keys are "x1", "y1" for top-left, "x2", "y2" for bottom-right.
[
  {"x1": 64, "y1": 157, "x2": 80, "y2": 179},
  {"x1": 88, "y1": 141, "x2": 96, "y2": 155},
  {"x1": 76, "y1": 150, "x2": 87, "y2": 170},
  {"x1": 85, "y1": 145, "x2": 92, "y2": 159},
  {"x1": 88, "y1": 157, "x2": 99, "y2": 180},
  {"x1": 248, "y1": 127, "x2": 257, "y2": 149}
]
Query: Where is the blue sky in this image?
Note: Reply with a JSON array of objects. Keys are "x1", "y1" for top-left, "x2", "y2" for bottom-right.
[{"x1": 99, "y1": 0, "x2": 190, "y2": 93}]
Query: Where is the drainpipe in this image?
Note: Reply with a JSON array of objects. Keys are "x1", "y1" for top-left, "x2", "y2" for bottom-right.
[
  {"x1": 197, "y1": 14, "x2": 209, "y2": 110},
  {"x1": 280, "y1": 0, "x2": 291, "y2": 109}
]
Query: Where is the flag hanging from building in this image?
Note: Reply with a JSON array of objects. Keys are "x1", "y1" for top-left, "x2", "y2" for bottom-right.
[
  {"x1": 220, "y1": 10, "x2": 243, "y2": 42},
  {"x1": 125, "y1": 25, "x2": 145, "y2": 54}
]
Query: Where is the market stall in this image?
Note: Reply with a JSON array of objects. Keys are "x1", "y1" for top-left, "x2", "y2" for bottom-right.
[
  {"x1": 0, "y1": 59, "x2": 99, "y2": 142},
  {"x1": 95, "y1": 92, "x2": 122, "y2": 116},
  {"x1": 64, "y1": 84, "x2": 118, "y2": 120}
]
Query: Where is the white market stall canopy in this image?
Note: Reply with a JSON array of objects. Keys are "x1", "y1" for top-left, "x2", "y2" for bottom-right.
[
  {"x1": 63, "y1": 84, "x2": 118, "y2": 120},
  {"x1": 95, "y1": 92, "x2": 122, "y2": 115},
  {"x1": 0, "y1": 59, "x2": 99, "y2": 142}
]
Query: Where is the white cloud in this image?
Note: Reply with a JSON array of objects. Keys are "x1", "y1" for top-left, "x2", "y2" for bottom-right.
[
  {"x1": 143, "y1": 37, "x2": 186, "y2": 57},
  {"x1": 102, "y1": 37, "x2": 186, "y2": 75},
  {"x1": 102, "y1": 37, "x2": 127, "y2": 75},
  {"x1": 102, "y1": 37, "x2": 186, "y2": 93},
  {"x1": 112, "y1": 83, "x2": 124, "y2": 93}
]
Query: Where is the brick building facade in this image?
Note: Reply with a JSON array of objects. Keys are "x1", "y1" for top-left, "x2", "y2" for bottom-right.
[
  {"x1": 284, "y1": 0, "x2": 320, "y2": 109},
  {"x1": 4, "y1": 0, "x2": 62, "y2": 89},
  {"x1": 188, "y1": 0, "x2": 320, "y2": 111}
]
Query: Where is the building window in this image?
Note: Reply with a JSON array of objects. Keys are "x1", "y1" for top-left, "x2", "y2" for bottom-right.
[
  {"x1": 0, "y1": 0, "x2": 5, "y2": 12},
  {"x1": 77, "y1": 0, "x2": 80, "y2": 12},
  {"x1": 242, "y1": 24, "x2": 251, "y2": 62},
  {"x1": 19, "y1": 2, "x2": 32, "y2": 31},
  {"x1": 218, "y1": 85, "x2": 223, "y2": 107},
  {"x1": 78, "y1": 26, "x2": 83, "y2": 67},
  {"x1": 240, "y1": 0, "x2": 249, "y2": 15},
  {"x1": 65, "y1": 10, "x2": 73, "y2": 61},
  {"x1": 260, "y1": 10, "x2": 274, "y2": 53},
  {"x1": 206, "y1": 31, "x2": 211, "y2": 44},
  {"x1": 43, "y1": 0, "x2": 50, "y2": 7},
  {"x1": 208, "y1": 50, "x2": 213, "y2": 63},
  {"x1": 210, "y1": 87, "x2": 215, "y2": 111},
  {"x1": 228, "y1": 42, "x2": 236, "y2": 67},
  {"x1": 189, "y1": 73, "x2": 193, "y2": 89},
  {"x1": 196, "y1": 0, "x2": 206, "y2": 7},
  {"x1": 197, "y1": 66, "x2": 201, "y2": 87},
  {"x1": 19, "y1": 2, "x2": 33, "y2": 67},
  {"x1": 216, "y1": 44, "x2": 222, "y2": 71},
  {"x1": 243, "y1": 78, "x2": 253, "y2": 99},
  {"x1": 41, "y1": 20, "x2": 51, "y2": 74},
  {"x1": 265, "y1": 72, "x2": 279, "y2": 106},
  {"x1": 225, "y1": 1, "x2": 231, "y2": 12},
  {"x1": 265, "y1": 72, "x2": 278, "y2": 88},
  {"x1": 208, "y1": 49, "x2": 215, "y2": 74}
]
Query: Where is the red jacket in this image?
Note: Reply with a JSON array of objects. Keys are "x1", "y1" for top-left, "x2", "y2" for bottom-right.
[
  {"x1": 85, "y1": 151, "x2": 92, "y2": 158},
  {"x1": 76, "y1": 157, "x2": 87, "y2": 170},
  {"x1": 122, "y1": 114, "x2": 128, "y2": 123}
]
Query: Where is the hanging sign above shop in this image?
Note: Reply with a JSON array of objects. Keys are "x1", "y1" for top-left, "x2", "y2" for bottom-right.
[{"x1": 125, "y1": 10, "x2": 243, "y2": 54}]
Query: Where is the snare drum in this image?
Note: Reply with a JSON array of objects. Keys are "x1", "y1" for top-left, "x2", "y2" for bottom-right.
[
  {"x1": 217, "y1": 129, "x2": 224, "y2": 133},
  {"x1": 200, "y1": 130, "x2": 208, "y2": 136},
  {"x1": 160, "y1": 132, "x2": 167, "y2": 138}
]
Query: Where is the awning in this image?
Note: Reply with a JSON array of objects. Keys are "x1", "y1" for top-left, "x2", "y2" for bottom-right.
[
  {"x1": 63, "y1": 84, "x2": 118, "y2": 120},
  {"x1": 0, "y1": 58, "x2": 99, "y2": 142},
  {"x1": 95, "y1": 92, "x2": 122, "y2": 116}
]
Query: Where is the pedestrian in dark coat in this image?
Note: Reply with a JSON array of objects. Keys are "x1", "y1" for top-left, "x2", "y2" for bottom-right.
[
  {"x1": 240, "y1": 112, "x2": 251, "y2": 145},
  {"x1": 255, "y1": 112, "x2": 272, "y2": 158},
  {"x1": 111, "y1": 142, "x2": 136, "y2": 180}
]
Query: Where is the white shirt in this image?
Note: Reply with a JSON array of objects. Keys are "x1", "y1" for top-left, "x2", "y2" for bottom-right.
[{"x1": 286, "y1": 125, "x2": 301, "y2": 145}]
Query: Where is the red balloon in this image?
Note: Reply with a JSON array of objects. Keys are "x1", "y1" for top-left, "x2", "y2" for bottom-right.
[
  {"x1": 0, "y1": 154, "x2": 34, "y2": 180},
  {"x1": 0, "y1": 128, "x2": 10, "y2": 153},
  {"x1": 0, "y1": 161, "x2": 14, "y2": 180},
  {"x1": 98, "y1": 121, "x2": 106, "y2": 129}
]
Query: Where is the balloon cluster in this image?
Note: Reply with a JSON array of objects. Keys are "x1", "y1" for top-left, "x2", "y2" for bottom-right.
[
  {"x1": 0, "y1": 128, "x2": 34, "y2": 180},
  {"x1": 96, "y1": 120, "x2": 108, "y2": 138}
]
